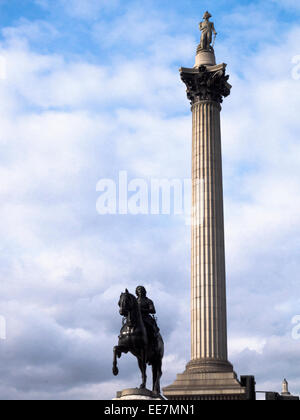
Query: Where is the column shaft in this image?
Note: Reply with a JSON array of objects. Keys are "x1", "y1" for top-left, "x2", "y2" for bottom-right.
[{"x1": 191, "y1": 100, "x2": 228, "y2": 362}]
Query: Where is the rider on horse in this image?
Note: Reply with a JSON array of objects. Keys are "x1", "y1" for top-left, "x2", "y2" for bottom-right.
[
  {"x1": 113, "y1": 287, "x2": 164, "y2": 394},
  {"x1": 135, "y1": 286, "x2": 160, "y2": 345}
]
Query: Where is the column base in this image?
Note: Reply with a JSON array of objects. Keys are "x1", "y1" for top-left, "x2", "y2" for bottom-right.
[
  {"x1": 163, "y1": 359, "x2": 247, "y2": 400},
  {"x1": 114, "y1": 388, "x2": 164, "y2": 400}
]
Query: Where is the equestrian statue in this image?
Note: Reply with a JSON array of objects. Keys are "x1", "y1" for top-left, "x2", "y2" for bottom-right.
[{"x1": 112, "y1": 286, "x2": 164, "y2": 395}]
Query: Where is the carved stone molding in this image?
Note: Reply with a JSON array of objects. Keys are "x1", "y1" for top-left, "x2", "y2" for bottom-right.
[{"x1": 180, "y1": 63, "x2": 231, "y2": 105}]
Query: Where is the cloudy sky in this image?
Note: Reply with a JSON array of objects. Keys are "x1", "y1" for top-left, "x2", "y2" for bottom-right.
[{"x1": 0, "y1": 0, "x2": 300, "y2": 400}]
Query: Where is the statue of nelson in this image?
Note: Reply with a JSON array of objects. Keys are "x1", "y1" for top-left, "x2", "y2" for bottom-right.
[{"x1": 199, "y1": 11, "x2": 217, "y2": 51}]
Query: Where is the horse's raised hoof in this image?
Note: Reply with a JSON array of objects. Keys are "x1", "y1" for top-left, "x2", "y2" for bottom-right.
[{"x1": 112, "y1": 366, "x2": 119, "y2": 376}]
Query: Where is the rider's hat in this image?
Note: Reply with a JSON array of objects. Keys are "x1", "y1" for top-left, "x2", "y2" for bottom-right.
[{"x1": 203, "y1": 11, "x2": 212, "y2": 19}]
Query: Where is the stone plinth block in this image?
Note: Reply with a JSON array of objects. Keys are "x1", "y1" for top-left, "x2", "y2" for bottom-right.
[
  {"x1": 195, "y1": 49, "x2": 216, "y2": 67},
  {"x1": 114, "y1": 388, "x2": 164, "y2": 401},
  {"x1": 163, "y1": 366, "x2": 246, "y2": 400}
]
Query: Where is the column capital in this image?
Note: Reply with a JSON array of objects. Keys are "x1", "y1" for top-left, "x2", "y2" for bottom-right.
[{"x1": 180, "y1": 63, "x2": 231, "y2": 106}]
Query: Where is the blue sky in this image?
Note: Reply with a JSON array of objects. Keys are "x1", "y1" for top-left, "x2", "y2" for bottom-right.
[
  {"x1": 1, "y1": 0, "x2": 300, "y2": 60},
  {"x1": 0, "y1": 0, "x2": 300, "y2": 400}
]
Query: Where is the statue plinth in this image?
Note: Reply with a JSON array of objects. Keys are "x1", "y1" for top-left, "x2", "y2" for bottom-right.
[
  {"x1": 195, "y1": 48, "x2": 216, "y2": 67},
  {"x1": 114, "y1": 388, "x2": 164, "y2": 401},
  {"x1": 163, "y1": 370, "x2": 247, "y2": 400}
]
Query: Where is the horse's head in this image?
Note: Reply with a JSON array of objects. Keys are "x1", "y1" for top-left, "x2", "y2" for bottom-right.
[{"x1": 118, "y1": 289, "x2": 135, "y2": 317}]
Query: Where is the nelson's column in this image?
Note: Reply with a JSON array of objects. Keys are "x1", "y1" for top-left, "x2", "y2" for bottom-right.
[{"x1": 163, "y1": 12, "x2": 249, "y2": 400}]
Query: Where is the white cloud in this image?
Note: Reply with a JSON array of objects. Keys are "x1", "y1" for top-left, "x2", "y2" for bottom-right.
[
  {"x1": 59, "y1": 0, "x2": 119, "y2": 19},
  {"x1": 2, "y1": 19, "x2": 59, "y2": 44},
  {"x1": 232, "y1": 334, "x2": 300, "y2": 395},
  {"x1": 229, "y1": 336, "x2": 267, "y2": 355},
  {"x1": 271, "y1": 0, "x2": 300, "y2": 11},
  {"x1": 35, "y1": 0, "x2": 119, "y2": 18}
]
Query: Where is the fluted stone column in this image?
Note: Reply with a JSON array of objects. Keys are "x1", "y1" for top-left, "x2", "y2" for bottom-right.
[
  {"x1": 163, "y1": 41, "x2": 247, "y2": 401},
  {"x1": 190, "y1": 100, "x2": 228, "y2": 366},
  {"x1": 180, "y1": 62, "x2": 233, "y2": 377}
]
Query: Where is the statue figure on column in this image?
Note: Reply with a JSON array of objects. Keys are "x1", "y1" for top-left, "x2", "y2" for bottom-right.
[{"x1": 199, "y1": 11, "x2": 217, "y2": 51}]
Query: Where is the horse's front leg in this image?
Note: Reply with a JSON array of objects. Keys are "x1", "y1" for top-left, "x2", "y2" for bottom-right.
[
  {"x1": 113, "y1": 344, "x2": 129, "y2": 376},
  {"x1": 112, "y1": 345, "x2": 122, "y2": 376},
  {"x1": 138, "y1": 349, "x2": 147, "y2": 389}
]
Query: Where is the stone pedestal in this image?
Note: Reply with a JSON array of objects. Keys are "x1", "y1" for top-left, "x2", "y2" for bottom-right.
[
  {"x1": 163, "y1": 51, "x2": 246, "y2": 400},
  {"x1": 163, "y1": 370, "x2": 246, "y2": 400},
  {"x1": 114, "y1": 388, "x2": 164, "y2": 401},
  {"x1": 194, "y1": 48, "x2": 216, "y2": 67}
]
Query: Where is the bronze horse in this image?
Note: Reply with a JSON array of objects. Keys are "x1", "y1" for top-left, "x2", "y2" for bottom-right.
[{"x1": 112, "y1": 289, "x2": 164, "y2": 395}]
